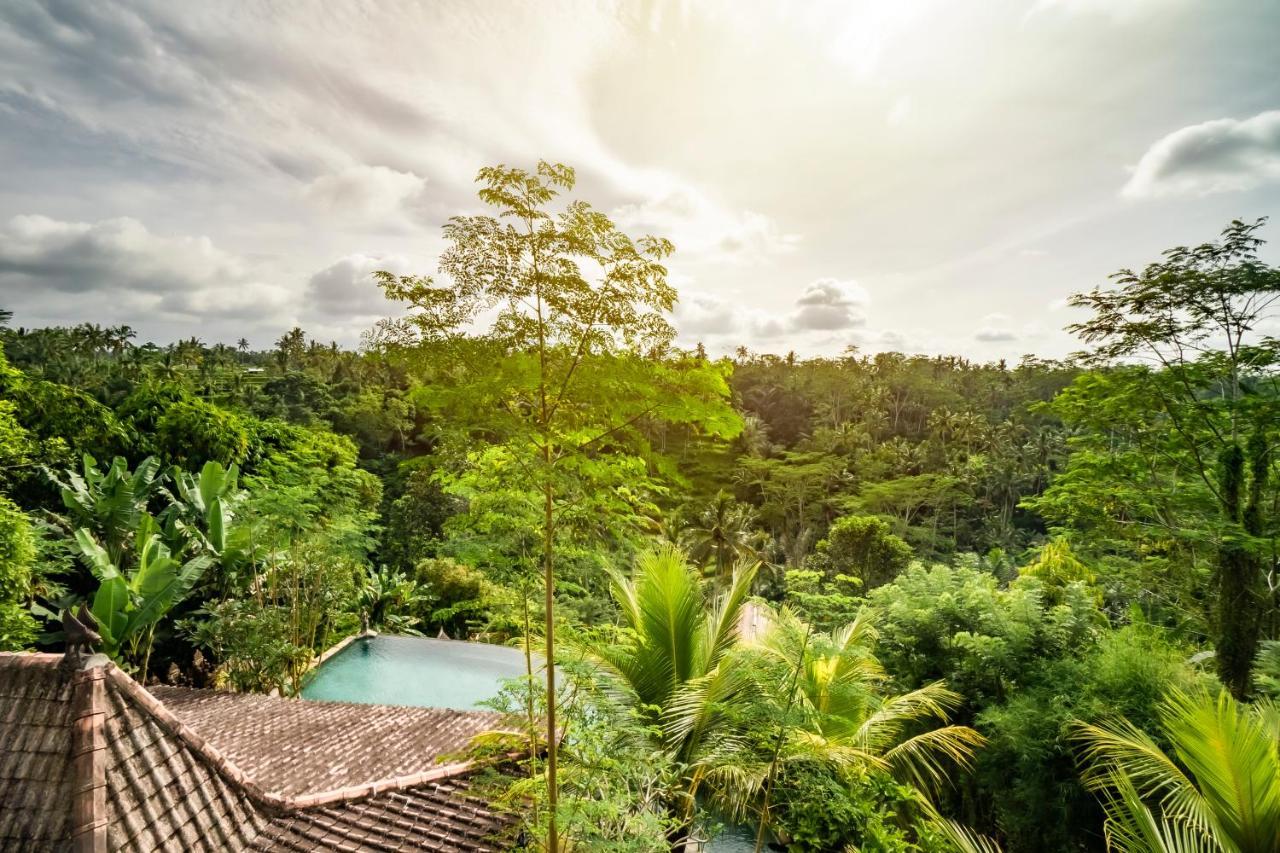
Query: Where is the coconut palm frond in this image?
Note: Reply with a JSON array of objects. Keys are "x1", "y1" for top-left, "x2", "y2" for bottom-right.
[
  {"x1": 857, "y1": 681, "x2": 965, "y2": 751},
  {"x1": 1095, "y1": 770, "x2": 1220, "y2": 853},
  {"x1": 1073, "y1": 717, "x2": 1212, "y2": 836},
  {"x1": 698, "y1": 761, "x2": 771, "y2": 822},
  {"x1": 883, "y1": 724, "x2": 986, "y2": 793},
  {"x1": 703, "y1": 558, "x2": 759, "y2": 667},
  {"x1": 783, "y1": 729, "x2": 890, "y2": 776},
  {"x1": 829, "y1": 609, "x2": 880, "y2": 656},
  {"x1": 664, "y1": 664, "x2": 753, "y2": 757},
  {"x1": 916, "y1": 799, "x2": 1003, "y2": 853},
  {"x1": 932, "y1": 820, "x2": 1005, "y2": 853},
  {"x1": 608, "y1": 545, "x2": 707, "y2": 708},
  {"x1": 1159, "y1": 690, "x2": 1280, "y2": 852},
  {"x1": 1075, "y1": 689, "x2": 1280, "y2": 853}
]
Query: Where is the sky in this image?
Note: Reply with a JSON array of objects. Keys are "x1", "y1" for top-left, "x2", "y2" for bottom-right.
[{"x1": 1, "y1": 0, "x2": 1279, "y2": 360}]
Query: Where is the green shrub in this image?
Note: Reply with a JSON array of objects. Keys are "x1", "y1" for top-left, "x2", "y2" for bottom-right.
[
  {"x1": 809, "y1": 514, "x2": 913, "y2": 590},
  {"x1": 773, "y1": 764, "x2": 929, "y2": 852},
  {"x1": 155, "y1": 399, "x2": 250, "y2": 466},
  {"x1": 0, "y1": 496, "x2": 37, "y2": 650}
]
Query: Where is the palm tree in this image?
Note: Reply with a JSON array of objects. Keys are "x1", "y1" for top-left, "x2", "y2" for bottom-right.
[
  {"x1": 590, "y1": 545, "x2": 758, "y2": 840},
  {"x1": 734, "y1": 414, "x2": 772, "y2": 458},
  {"x1": 1074, "y1": 689, "x2": 1280, "y2": 852},
  {"x1": 681, "y1": 491, "x2": 759, "y2": 580},
  {"x1": 734, "y1": 607, "x2": 988, "y2": 846}
]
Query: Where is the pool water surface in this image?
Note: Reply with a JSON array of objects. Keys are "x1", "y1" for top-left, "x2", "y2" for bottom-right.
[{"x1": 301, "y1": 634, "x2": 531, "y2": 711}]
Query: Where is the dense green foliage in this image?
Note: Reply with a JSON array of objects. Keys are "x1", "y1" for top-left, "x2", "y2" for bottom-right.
[{"x1": 3, "y1": 181, "x2": 1278, "y2": 852}]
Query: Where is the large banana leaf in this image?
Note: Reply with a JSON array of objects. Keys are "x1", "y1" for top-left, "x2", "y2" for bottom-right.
[
  {"x1": 58, "y1": 455, "x2": 161, "y2": 562},
  {"x1": 91, "y1": 576, "x2": 128, "y2": 652},
  {"x1": 123, "y1": 553, "x2": 212, "y2": 640},
  {"x1": 72, "y1": 529, "x2": 120, "y2": 582},
  {"x1": 198, "y1": 460, "x2": 237, "y2": 510},
  {"x1": 206, "y1": 496, "x2": 226, "y2": 554}
]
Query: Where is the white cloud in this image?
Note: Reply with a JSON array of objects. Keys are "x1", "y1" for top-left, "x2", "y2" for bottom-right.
[
  {"x1": 672, "y1": 290, "x2": 740, "y2": 336},
  {"x1": 974, "y1": 312, "x2": 1018, "y2": 342},
  {"x1": 975, "y1": 328, "x2": 1018, "y2": 342},
  {"x1": 674, "y1": 277, "x2": 870, "y2": 349},
  {"x1": 0, "y1": 1, "x2": 1274, "y2": 360},
  {"x1": 303, "y1": 165, "x2": 430, "y2": 225},
  {"x1": 612, "y1": 188, "x2": 800, "y2": 263},
  {"x1": 1123, "y1": 111, "x2": 1280, "y2": 198}
]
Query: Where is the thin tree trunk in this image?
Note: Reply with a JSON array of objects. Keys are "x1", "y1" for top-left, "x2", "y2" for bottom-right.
[
  {"x1": 755, "y1": 623, "x2": 814, "y2": 852},
  {"x1": 522, "y1": 576, "x2": 539, "y2": 775},
  {"x1": 543, "y1": 475, "x2": 558, "y2": 850}
]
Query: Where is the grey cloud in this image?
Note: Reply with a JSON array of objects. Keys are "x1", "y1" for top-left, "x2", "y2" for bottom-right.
[
  {"x1": 1, "y1": 4, "x2": 192, "y2": 106},
  {"x1": 674, "y1": 278, "x2": 869, "y2": 344},
  {"x1": 303, "y1": 165, "x2": 432, "y2": 227},
  {"x1": 0, "y1": 214, "x2": 293, "y2": 323},
  {"x1": 1, "y1": 1, "x2": 1276, "y2": 361},
  {"x1": 0, "y1": 3, "x2": 437, "y2": 187},
  {"x1": 975, "y1": 328, "x2": 1018, "y2": 342},
  {"x1": 790, "y1": 278, "x2": 869, "y2": 331},
  {"x1": 306, "y1": 254, "x2": 409, "y2": 318},
  {"x1": 672, "y1": 291, "x2": 739, "y2": 336},
  {"x1": 1124, "y1": 110, "x2": 1280, "y2": 198}
]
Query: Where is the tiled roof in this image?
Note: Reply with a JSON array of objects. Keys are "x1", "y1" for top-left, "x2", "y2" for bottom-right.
[
  {"x1": 252, "y1": 780, "x2": 515, "y2": 852},
  {"x1": 0, "y1": 654, "x2": 76, "y2": 847},
  {"x1": 0, "y1": 653, "x2": 519, "y2": 852},
  {"x1": 148, "y1": 686, "x2": 502, "y2": 797}
]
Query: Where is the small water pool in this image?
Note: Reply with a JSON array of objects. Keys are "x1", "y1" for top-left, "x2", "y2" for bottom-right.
[{"x1": 301, "y1": 634, "x2": 531, "y2": 710}]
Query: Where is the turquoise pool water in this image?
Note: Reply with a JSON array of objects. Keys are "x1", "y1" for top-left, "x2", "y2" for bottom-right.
[
  {"x1": 701, "y1": 825, "x2": 758, "y2": 851},
  {"x1": 301, "y1": 634, "x2": 531, "y2": 710}
]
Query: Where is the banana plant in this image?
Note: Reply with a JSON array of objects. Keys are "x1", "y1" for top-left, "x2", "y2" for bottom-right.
[
  {"x1": 161, "y1": 460, "x2": 243, "y2": 558},
  {"x1": 73, "y1": 513, "x2": 211, "y2": 675},
  {"x1": 51, "y1": 454, "x2": 162, "y2": 565}
]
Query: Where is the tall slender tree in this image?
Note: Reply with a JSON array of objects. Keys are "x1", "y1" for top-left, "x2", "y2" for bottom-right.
[
  {"x1": 372, "y1": 162, "x2": 740, "y2": 849},
  {"x1": 1067, "y1": 218, "x2": 1280, "y2": 697}
]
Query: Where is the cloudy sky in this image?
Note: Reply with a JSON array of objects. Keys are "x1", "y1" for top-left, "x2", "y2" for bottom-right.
[{"x1": 1, "y1": 0, "x2": 1279, "y2": 359}]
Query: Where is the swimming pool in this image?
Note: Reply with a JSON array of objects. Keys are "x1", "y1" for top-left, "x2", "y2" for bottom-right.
[{"x1": 301, "y1": 634, "x2": 532, "y2": 711}]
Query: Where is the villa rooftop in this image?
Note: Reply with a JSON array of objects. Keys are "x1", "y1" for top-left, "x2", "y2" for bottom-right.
[{"x1": 0, "y1": 652, "x2": 518, "y2": 852}]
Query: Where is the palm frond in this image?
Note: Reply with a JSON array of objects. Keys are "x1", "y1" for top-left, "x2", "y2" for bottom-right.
[
  {"x1": 1074, "y1": 689, "x2": 1280, "y2": 853},
  {"x1": 1160, "y1": 689, "x2": 1280, "y2": 852},
  {"x1": 917, "y1": 799, "x2": 1004, "y2": 853},
  {"x1": 857, "y1": 681, "x2": 964, "y2": 752},
  {"x1": 1095, "y1": 770, "x2": 1221, "y2": 853},
  {"x1": 1074, "y1": 716, "x2": 1214, "y2": 838},
  {"x1": 703, "y1": 558, "x2": 759, "y2": 668},
  {"x1": 883, "y1": 725, "x2": 986, "y2": 793}
]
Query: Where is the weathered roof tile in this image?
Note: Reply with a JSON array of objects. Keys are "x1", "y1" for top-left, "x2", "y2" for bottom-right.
[{"x1": 0, "y1": 653, "x2": 518, "y2": 852}]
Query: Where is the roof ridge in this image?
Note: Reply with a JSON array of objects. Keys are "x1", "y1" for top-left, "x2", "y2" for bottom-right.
[
  {"x1": 100, "y1": 662, "x2": 484, "y2": 813},
  {"x1": 69, "y1": 663, "x2": 108, "y2": 852}
]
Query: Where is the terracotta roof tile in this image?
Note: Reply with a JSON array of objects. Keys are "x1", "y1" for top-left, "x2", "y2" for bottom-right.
[
  {"x1": 0, "y1": 653, "x2": 520, "y2": 852},
  {"x1": 148, "y1": 687, "x2": 503, "y2": 797},
  {"x1": 254, "y1": 782, "x2": 514, "y2": 853}
]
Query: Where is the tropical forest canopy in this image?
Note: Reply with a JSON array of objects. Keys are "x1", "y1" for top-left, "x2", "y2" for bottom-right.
[{"x1": 2, "y1": 164, "x2": 1279, "y2": 853}]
